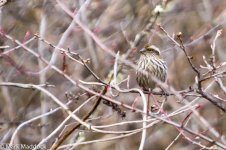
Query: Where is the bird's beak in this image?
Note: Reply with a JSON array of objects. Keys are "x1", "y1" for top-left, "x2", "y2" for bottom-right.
[{"x1": 139, "y1": 48, "x2": 145, "y2": 53}]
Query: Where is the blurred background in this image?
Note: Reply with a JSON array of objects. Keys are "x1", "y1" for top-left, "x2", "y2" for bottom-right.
[{"x1": 0, "y1": 0, "x2": 226, "y2": 149}]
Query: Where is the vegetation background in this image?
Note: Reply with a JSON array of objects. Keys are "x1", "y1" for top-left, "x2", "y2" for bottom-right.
[{"x1": 0, "y1": 0, "x2": 226, "y2": 149}]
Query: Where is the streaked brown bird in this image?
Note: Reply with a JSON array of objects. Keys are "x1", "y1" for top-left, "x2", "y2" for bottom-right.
[{"x1": 136, "y1": 44, "x2": 167, "y2": 91}]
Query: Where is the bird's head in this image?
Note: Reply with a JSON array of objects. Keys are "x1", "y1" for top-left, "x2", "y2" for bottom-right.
[{"x1": 139, "y1": 44, "x2": 160, "y2": 56}]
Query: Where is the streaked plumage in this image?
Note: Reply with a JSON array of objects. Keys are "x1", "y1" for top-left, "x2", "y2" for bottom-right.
[{"x1": 136, "y1": 44, "x2": 167, "y2": 90}]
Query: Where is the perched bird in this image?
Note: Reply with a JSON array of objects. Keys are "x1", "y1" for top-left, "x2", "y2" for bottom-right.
[{"x1": 136, "y1": 44, "x2": 167, "y2": 91}]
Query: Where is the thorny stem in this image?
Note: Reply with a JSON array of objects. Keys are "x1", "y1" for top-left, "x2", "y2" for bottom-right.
[{"x1": 176, "y1": 33, "x2": 202, "y2": 90}]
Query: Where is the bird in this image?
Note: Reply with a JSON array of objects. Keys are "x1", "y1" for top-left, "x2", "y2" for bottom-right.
[{"x1": 136, "y1": 44, "x2": 167, "y2": 91}]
